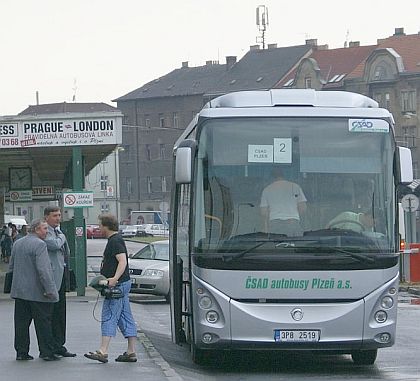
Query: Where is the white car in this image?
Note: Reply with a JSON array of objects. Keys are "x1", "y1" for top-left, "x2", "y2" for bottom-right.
[
  {"x1": 121, "y1": 225, "x2": 138, "y2": 237},
  {"x1": 143, "y1": 224, "x2": 169, "y2": 237},
  {"x1": 128, "y1": 240, "x2": 169, "y2": 301}
]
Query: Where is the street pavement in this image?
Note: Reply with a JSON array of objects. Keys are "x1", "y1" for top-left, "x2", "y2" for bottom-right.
[{"x1": 0, "y1": 259, "x2": 175, "y2": 381}]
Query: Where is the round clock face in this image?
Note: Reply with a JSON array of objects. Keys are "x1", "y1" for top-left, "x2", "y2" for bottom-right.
[{"x1": 9, "y1": 167, "x2": 32, "y2": 190}]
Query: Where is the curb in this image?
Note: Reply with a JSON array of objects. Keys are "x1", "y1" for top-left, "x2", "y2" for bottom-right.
[{"x1": 138, "y1": 330, "x2": 183, "y2": 381}]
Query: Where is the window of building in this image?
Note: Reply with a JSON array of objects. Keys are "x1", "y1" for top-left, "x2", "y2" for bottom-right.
[
  {"x1": 374, "y1": 93, "x2": 383, "y2": 108},
  {"x1": 402, "y1": 126, "x2": 417, "y2": 148},
  {"x1": 413, "y1": 162, "x2": 419, "y2": 179},
  {"x1": 101, "y1": 203, "x2": 109, "y2": 212},
  {"x1": 127, "y1": 178, "x2": 132, "y2": 195},
  {"x1": 173, "y1": 112, "x2": 179, "y2": 128},
  {"x1": 147, "y1": 177, "x2": 152, "y2": 193},
  {"x1": 159, "y1": 113, "x2": 165, "y2": 127},
  {"x1": 100, "y1": 175, "x2": 108, "y2": 191},
  {"x1": 160, "y1": 144, "x2": 165, "y2": 159},
  {"x1": 144, "y1": 114, "x2": 150, "y2": 128},
  {"x1": 385, "y1": 93, "x2": 391, "y2": 110},
  {"x1": 146, "y1": 144, "x2": 152, "y2": 161},
  {"x1": 305, "y1": 77, "x2": 312, "y2": 89},
  {"x1": 161, "y1": 176, "x2": 167, "y2": 192},
  {"x1": 401, "y1": 90, "x2": 416, "y2": 113}
]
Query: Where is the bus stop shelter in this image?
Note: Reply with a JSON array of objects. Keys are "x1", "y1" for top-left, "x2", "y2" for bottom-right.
[{"x1": 0, "y1": 110, "x2": 123, "y2": 295}]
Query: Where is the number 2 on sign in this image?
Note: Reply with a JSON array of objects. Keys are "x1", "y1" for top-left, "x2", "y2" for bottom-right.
[{"x1": 274, "y1": 138, "x2": 292, "y2": 163}]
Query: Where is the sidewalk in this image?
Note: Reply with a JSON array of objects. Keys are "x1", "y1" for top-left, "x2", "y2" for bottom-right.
[{"x1": 0, "y1": 262, "x2": 171, "y2": 381}]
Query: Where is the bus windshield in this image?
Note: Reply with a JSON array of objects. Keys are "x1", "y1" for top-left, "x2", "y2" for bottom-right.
[{"x1": 192, "y1": 117, "x2": 396, "y2": 260}]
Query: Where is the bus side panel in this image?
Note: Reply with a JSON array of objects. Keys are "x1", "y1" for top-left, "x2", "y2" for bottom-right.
[
  {"x1": 192, "y1": 275, "x2": 232, "y2": 349},
  {"x1": 362, "y1": 274, "x2": 398, "y2": 347}
]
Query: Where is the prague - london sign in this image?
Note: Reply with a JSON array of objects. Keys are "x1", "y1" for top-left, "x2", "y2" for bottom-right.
[{"x1": 0, "y1": 116, "x2": 122, "y2": 148}]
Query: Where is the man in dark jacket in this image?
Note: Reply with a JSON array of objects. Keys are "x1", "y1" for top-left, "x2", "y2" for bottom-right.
[{"x1": 10, "y1": 218, "x2": 60, "y2": 361}]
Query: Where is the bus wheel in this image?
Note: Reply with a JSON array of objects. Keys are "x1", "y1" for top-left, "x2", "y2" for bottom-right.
[{"x1": 351, "y1": 349, "x2": 377, "y2": 365}]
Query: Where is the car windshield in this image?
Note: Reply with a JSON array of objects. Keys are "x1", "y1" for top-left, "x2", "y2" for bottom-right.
[
  {"x1": 191, "y1": 117, "x2": 396, "y2": 265},
  {"x1": 131, "y1": 243, "x2": 169, "y2": 260}
]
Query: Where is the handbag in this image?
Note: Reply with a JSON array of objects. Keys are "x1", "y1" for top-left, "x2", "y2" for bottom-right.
[{"x1": 3, "y1": 271, "x2": 13, "y2": 294}]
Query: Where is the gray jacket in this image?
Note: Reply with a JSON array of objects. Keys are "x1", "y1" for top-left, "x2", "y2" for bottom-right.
[
  {"x1": 9, "y1": 233, "x2": 59, "y2": 303},
  {"x1": 44, "y1": 225, "x2": 68, "y2": 289}
]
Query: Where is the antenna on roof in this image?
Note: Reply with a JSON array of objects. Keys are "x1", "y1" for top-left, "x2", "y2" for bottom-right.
[
  {"x1": 256, "y1": 5, "x2": 269, "y2": 49},
  {"x1": 344, "y1": 29, "x2": 350, "y2": 48},
  {"x1": 72, "y1": 78, "x2": 77, "y2": 102}
]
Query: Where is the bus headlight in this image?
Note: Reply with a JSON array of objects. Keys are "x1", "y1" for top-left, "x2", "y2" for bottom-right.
[
  {"x1": 381, "y1": 296, "x2": 394, "y2": 309},
  {"x1": 206, "y1": 311, "x2": 219, "y2": 323},
  {"x1": 388, "y1": 287, "x2": 397, "y2": 295},
  {"x1": 375, "y1": 310, "x2": 387, "y2": 323},
  {"x1": 199, "y1": 296, "x2": 212, "y2": 309}
]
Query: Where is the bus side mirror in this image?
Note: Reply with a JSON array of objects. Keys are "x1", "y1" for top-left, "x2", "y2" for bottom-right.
[
  {"x1": 396, "y1": 147, "x2": 413, "y2": 185},
  {"x1": 175, "y1": 147, "x2": 193, "y2": 184}
]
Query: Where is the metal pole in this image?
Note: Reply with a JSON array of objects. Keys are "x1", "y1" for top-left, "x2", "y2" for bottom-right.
[{"x1": 72, "y1": 146, "x2": 86, "y2": 296}]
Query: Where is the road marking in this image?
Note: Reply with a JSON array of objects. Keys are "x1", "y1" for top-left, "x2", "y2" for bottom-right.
[{"x1": 138, "y1": 330, "x2": 183, "y2": 381}]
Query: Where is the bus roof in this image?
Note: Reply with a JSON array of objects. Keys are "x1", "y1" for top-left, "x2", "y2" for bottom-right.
[{"x1": 204, "y1": 89, "x2": 378, "y2": 109}]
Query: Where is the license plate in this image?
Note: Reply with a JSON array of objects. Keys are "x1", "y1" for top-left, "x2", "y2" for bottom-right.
[{"x1": 274, "y1": 329, "x2": 320, "y2": 342}]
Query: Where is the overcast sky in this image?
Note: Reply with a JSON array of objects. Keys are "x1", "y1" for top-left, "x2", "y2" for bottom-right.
[{"x1": 1, "y1": 0, "x2": 419, "y2": 115}]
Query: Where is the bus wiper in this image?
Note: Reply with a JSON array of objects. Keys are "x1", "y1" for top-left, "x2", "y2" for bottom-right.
[
  {"x1": 223, "y1": 238, "x2": 319, "y2": 262},
  {"x1": 311, "y1": 246, "x2": 375, "y2": 264}
]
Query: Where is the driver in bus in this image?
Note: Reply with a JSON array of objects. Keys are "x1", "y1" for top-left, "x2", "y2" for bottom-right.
[
  {"x1": 260, "y1": 167, "x2": 307, "y2": 236},
  {"x1": 326, "y1": 210, "x2": 374, "y2": 233}
]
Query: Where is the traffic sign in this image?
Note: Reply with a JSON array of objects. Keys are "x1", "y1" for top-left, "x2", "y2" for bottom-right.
[
  {"x1": 63, "y1": 191, "x2": 94, "y2": 208},
  {"x1": 401, "y1": 194, "x2": 419, "y2": 212}
]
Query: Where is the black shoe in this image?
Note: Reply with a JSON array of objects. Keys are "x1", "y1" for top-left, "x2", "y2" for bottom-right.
[
  {"x1": 40, "y1": 354, "x2": 61, "y2": 361},
  {"x1": 16, "y1": 354, "x2": 34, "y2": 361},
  {"x1": 55, "y1": 350, "x2": 76, "y2": 357}
]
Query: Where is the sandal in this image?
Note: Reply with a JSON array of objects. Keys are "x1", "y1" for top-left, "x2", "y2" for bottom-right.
[
  {"x1": 84, "y1": 350, "x2": 108, "y2": 363},
  {"x1": 115, "y1": 352, "x2": 137, "y2": 362}
]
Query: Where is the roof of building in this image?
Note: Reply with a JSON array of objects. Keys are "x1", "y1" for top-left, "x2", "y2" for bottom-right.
[
  {"x1": 205, "y1": 44, "x2": 312, "y2": 95},
  {"x1": 19, "y1": 102, "x2": 119, "y2": 115},
  {"x1": 277, "y1": 45, "x2": 376, "y2": 88},
  {"x1": 114, "y1": 63, "x2": 228, "y2": 101},
  {"x1": 376, "y1": 32, "x2": 420, "y2": 73}
]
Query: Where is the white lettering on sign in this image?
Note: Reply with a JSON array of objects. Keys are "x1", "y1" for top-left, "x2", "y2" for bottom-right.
[
  {"x1": 0, "y1": 117, "x2": 121, "y2": 149},
  {"x1": 248, "y1": 145, "x2": 273, "y2": 163},
  {"x1": 63, "y1": 192, "x2": 94, "y2": 208},
  {"x1": 274, "y1": 138, "x2": 292, "y2": 163}
]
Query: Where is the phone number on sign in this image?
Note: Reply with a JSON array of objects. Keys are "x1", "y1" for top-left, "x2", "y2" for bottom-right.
[{"x1": 1, "y1": 138, "x2": 19, "y2": 146}]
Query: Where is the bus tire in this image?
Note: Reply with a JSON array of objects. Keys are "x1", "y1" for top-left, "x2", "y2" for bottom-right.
[{"x1": 351, "y1": 349, "x2": 377, "y2": 365}]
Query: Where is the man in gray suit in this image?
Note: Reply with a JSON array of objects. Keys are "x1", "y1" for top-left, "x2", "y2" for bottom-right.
[
  {"x1": 44, "y1": 206, "x2": 76, "y2": 357},
  {"x1": 10, "y1": 219, "x2": 60, "y2": 361}
]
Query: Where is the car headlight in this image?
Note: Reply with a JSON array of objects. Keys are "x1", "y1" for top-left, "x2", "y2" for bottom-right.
[{"x1": 142, "y1": 269, "x2": 164, "y2": 278}]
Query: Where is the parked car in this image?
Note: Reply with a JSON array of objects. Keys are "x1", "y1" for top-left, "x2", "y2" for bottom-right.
[
  {"x1": 128, "y1": 240, "x2": 169, "y2": 301},
  {"x1": 142, "y1": 224, "x2": 169, "y2": 237},
  {"x1": 121, "y1": 225, "x2": 138, "y2": 237},
  {"x1": 86, "y1": 224, "x2": 105, "y2": 239}
]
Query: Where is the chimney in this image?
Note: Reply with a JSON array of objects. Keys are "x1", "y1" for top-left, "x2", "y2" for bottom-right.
[
  {"x1": 305, "y1": 38, "x2": 318, "y2": 46},
  {"x1": 250, "y1": 44, "x2": 260, "y2": 51},
  {"x1": 317, "y1": 44, "x2": 329, "y2": 50},
  {"x1": 394, "y1": 27, "x2": 405, "y2": 36},
  {"x1": 182, "y1": 61, "x2": 189, "y2": 68},
  {"x1": 267, "y1": 43, "x2": 277, "y2": 49},
  {"x1": 226, "y1": 56, "x2": 237, "y2": 70},
  {"x1": 349, "y1": 41, "x2": 360, "y2": 47}
]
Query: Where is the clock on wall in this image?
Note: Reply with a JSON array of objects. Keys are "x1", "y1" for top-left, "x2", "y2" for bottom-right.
[{"x1": 9, "y1": 167, "x2": 32, "y2": 191}]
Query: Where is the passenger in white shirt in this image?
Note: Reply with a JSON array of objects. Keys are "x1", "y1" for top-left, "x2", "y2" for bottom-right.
[{"x1": 260, "y1": 168, "x2": 307, "y2": 236}]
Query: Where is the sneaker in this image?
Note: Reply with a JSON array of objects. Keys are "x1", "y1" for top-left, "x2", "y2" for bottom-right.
[{"x1": 115, "y1": 352, "x2": 137, "y2": 362}]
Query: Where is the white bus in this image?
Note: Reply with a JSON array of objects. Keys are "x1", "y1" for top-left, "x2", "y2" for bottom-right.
[{"x1": 170, "y1": 89, "x2": 413, "y2": 365}]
